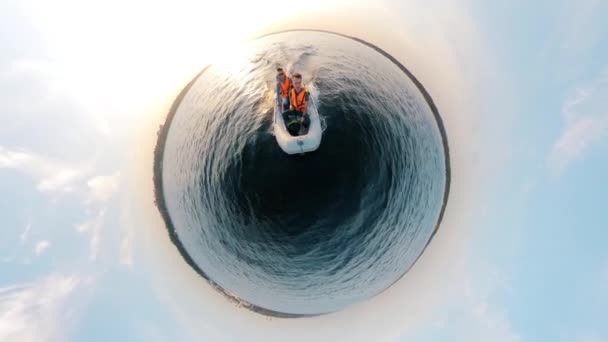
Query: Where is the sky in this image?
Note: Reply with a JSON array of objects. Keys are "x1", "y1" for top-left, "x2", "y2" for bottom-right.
[{"x1": 1, "y1": 0, "x2": 607, "y2": 341}]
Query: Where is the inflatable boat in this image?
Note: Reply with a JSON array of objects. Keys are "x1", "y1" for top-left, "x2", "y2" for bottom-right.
[{"x1": 273, "y1": 101, "x2": 322, "y2": 155}]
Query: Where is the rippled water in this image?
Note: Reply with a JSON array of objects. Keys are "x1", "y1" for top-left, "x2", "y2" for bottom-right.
[{"x1": 159, "y1": 31, "x2": 448, "y2": 316}]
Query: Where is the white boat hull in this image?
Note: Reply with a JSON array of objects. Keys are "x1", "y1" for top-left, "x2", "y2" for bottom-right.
[{"x1": 273, "y1": 103, "x2": 322, "y2": 155}]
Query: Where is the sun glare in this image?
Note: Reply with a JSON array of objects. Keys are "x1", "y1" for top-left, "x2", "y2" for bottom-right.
[{"x1": 17, "y1": 0, "x2": 282, "y2": 122}]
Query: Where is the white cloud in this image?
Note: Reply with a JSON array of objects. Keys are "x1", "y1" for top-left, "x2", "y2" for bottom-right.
[
  {"x1": 0, "y1": 274, "x2": 79, "y2": 342},
  {"x1": 0, "y1": 146, "x2": 91, "y2": 193},
  {"x1": 86, "y1": 172, "x2": 121, "y2": 204},
  {"x1": 68, "y1": 173, "x2": 120, "y2": 263},
  {"x1": 120, "y1": 236, "x2": 134, "y2": 268},
  {"x1": 551, "y1": 116, "x2": 607, "y2": 173},
  {"x1": 75, "y1": 209, "x2": 106, "y2": 261},
  {"x1": 34, "y1": 240, "x2": 51, "y2": 255},
  {"x1": 550, "y1": 68, "x2": 608, "y2": 175},
  {"x1": 19, "y1": 221, "x2": 32, "y2": 245},
  {"x1": 75, "y1": 221, "x2": 91, "y2": 233}
]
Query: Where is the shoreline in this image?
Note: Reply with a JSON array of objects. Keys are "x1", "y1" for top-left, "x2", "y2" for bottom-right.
[{"x1": 152, "y1": 29, "x2": 451, "y2": 319}]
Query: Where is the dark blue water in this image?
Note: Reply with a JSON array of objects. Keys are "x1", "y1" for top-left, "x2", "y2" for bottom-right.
[{"x1": 160, "y1": 31, "x2": 448, "y2": 316}]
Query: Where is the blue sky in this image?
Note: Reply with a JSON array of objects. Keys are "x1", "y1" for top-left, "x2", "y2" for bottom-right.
[{"x1": 1, "y1": 0, "x2": 607, "y2": 341}]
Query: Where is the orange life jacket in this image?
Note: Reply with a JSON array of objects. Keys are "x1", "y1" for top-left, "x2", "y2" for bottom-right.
[
  {"x1": 278, "y1": 73, "x2": 291, "y2": 98},
  {"x1": 290, "y1": 87, "x2": 308, "y2": 112}
]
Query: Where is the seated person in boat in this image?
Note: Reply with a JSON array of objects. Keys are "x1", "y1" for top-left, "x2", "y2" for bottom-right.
[
  {"x1": 275, "y1": 67, "x2": 291, "y2": 111},
  {"x1": 283, "y1": 73, "x2": 310, "y2": 136}
]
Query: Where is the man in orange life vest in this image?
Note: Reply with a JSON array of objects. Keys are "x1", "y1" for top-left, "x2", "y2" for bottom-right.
[
  {"x1": 283, "y1": 72, "x2": 310, "y2": 136},
  {"x1": 275, "y1": 68, "x2": 291, "y2": 111}
]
